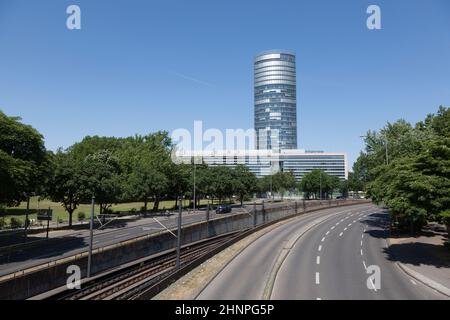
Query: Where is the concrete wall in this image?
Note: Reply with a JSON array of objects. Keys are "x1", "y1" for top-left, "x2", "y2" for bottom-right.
[{"x1": 0, "y1": 200, "x2": 366, "y2": 300}]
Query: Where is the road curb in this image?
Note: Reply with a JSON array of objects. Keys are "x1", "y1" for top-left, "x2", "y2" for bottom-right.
[{"x1": 386, "y1": 238, "x2": 450, "y2": 298}]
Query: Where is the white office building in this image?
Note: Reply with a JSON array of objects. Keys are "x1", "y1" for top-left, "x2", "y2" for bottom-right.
[{"x1": 177, "y1": 149, "x2": 348, "y2": 181}]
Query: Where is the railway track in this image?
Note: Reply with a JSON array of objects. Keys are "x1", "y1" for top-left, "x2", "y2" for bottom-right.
[{"x1": 45, "y1": 231, "x2": 243, "y2": 300}]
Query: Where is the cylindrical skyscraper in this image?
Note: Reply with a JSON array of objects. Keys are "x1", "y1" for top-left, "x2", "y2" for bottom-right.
[{"x1": 254, "y1": 50, "x2": 297, "y2": 150}]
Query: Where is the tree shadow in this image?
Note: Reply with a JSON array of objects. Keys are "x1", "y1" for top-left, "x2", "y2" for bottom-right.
[
  {"x1": 385, "y1": 242, "x2": 450, "y2": 269},
  {"x1": 362, "y1": 212, "x2": 450, "y2": 269}
]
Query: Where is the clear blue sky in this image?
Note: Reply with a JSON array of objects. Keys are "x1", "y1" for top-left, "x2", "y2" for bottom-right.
[{"x1": 1, "y1": 0, "x2": 449, "y2": 167}]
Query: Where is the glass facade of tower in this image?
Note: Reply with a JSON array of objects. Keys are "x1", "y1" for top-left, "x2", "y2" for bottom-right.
[{"x1": 254, "y1": 50, "x2": 297, "y2": 150}]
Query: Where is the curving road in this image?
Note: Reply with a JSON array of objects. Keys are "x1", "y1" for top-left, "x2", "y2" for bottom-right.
[{"x1": 197, "y1": 204, "x2": 446, "y2": 300}]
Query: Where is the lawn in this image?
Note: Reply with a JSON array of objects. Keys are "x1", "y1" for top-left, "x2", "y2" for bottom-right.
[{"x1": 0, "y1": 197, "x2": 213, "y2": 224}]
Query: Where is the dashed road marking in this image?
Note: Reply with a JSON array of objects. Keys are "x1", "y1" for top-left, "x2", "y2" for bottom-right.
[
  {"x1": 410, "y1": 279, "x2": 417, "y2": 285},
  {"x1": 114, "y1": 233, "x2": 130, "y2": 239},
  {"x1": 316, "y1": 272, "x2": 320, "y2": 284},
  {"x1": 318, "y1": 245, "x2": 322, "y2": 252},
  {"x1": 321, "y1": 237, "x2": 326, "y2": 242},
  {"x1": 331, "y1": 226, "x2": 335, "y2": 230},
  {"x1": 361, "y1": 240, "x2": 363, "y2": 246},
  {"x1": 316, "y1": 256, "x2": 321, "y2": 265},
  {"x1": 360, "y1": 249, "x2": 363, "y2": 256},
  {"x1": 326, "y1": 231, "x2": 330, "y2": 236},
  {"x1": 339, "y1": 232, "x2": 343, "y2": 237},
  {"x1": 344, "y1": 228, "x2": 348, "y2": 231}
]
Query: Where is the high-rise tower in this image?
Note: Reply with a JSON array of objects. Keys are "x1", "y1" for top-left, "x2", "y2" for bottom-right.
[{"x1": 254, "y1": 50, "x2": 297, "y2": 150}]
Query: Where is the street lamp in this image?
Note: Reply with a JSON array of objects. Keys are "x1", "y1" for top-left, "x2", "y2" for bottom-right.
[
  {"x1": 87, "y1": 195, "x2": 95, "y2": 278},
  {"x1": 319, "y1": 171, "x2": 322, "y2": 200}
]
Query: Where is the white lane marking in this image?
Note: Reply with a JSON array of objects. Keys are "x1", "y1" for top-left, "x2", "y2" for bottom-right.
[
  {"x1": 348, "y1": 223, "x2": 352, "y2": 227},
  {"x1": 361, "y1": 240, "x2": 363, "y2": 246},
  {"x1": 344, "y1": 227, "x2": 348, "y2": 231},
  {"x1": 353, "y1": 220, "x2": 357, "y2": 223},
  {"x1": 316, "y1": 256, "x2": 321, "y2": 265},
  {"x1": 318, "y1": 245, "x2": 322, "y2": 252},
  {"x1": 363, "y1": 261, "x2": 367, "y2": 270},
  {"x1": 326, "y1": 231, "x2": 330, "y2": 236},
  {"x1": 336, "y1": 222, "x2": 340, "y2": 226},
  {"x1": 316, "y1": 298, "x2": 322, "y2": 300},
  {"x1": 410, "y1": 279, "x2": 417, "y2": 285},
  {"x1": 321, "y1": 237, "x2": 326, "y2": 242},
  {"x1": 331, "y1": 226, "x2": 335, "y2": 230},
  {"x1": 316, "y1": 272, "x2": 320, "y2": 284},
  {"x1": 114, "y1": 233, "x2": 130, "y2": 239},
  {"x1": 339, "y1": 232, "x2": 343, "y2": 237},
  {"x1": 360, "y1": 249, "x2": 363, "y2": 256}
]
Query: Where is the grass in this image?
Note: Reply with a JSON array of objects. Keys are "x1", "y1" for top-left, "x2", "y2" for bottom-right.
[{"x1": 0, "y1": 197, "x2": 216, "y2": 224}]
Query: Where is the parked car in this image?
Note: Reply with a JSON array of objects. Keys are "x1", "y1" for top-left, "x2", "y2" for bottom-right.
[
  {"x1": 336, "y1": 196, "x2": 346, "y2": 200},
  {"x1": 215, "y1": 205, "x2": 232, "y2": 214}
]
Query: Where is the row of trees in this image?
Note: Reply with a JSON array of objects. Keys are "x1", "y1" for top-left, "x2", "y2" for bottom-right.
[
  {"x1": 352, "y1": 106, "x2": 450, "y2": 236},
  {"x1": 1, "y1": 110, "x2": 352, "y2": 228}
]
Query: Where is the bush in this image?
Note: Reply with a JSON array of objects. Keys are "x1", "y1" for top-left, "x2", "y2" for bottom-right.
[
  {"x1": 78, "y1": 212, "x2": 86, "y2": 222},
  {"x1": 0, "y1": 217, "x2": 6, "y2": 229},
  {"x1": 58, "y1": 217, "x2": 64, "y2": 224},
  {"x1": 9, "y1": 217, "x2": 23, "y2": 229}
]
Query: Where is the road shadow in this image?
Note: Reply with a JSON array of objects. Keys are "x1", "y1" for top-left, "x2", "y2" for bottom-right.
[{"x1": 0, "y1": 236, "x2": 86, "y2": 267}]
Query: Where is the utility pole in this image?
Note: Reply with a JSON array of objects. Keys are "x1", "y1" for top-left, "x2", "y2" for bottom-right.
[
  {"x1": 24, "y1": 194, "x2": 30, "y2": 241},
  {"x1": 176, "y1": 196, "x2": 183, "y2": 269},
  {"x1": 193, "y1": 160, "x2": 196, "y2": 212},
  {"x1": 87, "y1": 195, "x2": 95, "y2": 278},
  {"x1": 319, "y1": 171, "x2": 322, "y2": 201}
]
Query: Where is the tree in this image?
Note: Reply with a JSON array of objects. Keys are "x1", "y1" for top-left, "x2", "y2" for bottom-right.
[
  {"x1": 0, "y1": 111, "x2": 49, "y2": 206},
  {"x1": 272, "y1": 171, "x2": 296, "y2": 200},
  {"x1": 45, "y1": 151, "x2": 84, "y2": 227},
  {"x1": 233, "y1": 165, "x2": 258, "y2": 206},
  {"x1": 80, "y1": 150, "x2": 122, "y2": 215},
  {"x1": 299, "y1": 170, "x2": 339, "y2": 199},
  {"x1": 362, "y1": 106, "x2": 450, "y2": 234}
]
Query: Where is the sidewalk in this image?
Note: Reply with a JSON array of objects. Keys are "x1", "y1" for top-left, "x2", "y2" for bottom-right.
[{"x1": 388, "y1": 225, "x2": 450, "y2": 297}]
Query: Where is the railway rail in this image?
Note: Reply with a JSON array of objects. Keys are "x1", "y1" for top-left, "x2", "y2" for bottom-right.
[{"x1": 44, "y1": 231, "x2": 244, "y2": 300}]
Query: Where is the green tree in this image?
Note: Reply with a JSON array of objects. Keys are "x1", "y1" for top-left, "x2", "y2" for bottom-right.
[
  {"x1": 45, "y1": 151, "x2": 84, "y2": 227},
  {"x1": 81, "y1": 150, "x2": 122, "y2": 215},
  {"x1": 0, "y1": 111, "x2": 49, "y2": 206},
  {"x1": 233, "y1": 165, "x2": 258, "y2": 206}
]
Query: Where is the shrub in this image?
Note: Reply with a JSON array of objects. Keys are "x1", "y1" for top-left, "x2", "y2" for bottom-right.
[
  {"x1": 58, "y1": 217, "x2": 64, "y2": 224},
  {"x1": 78, "y1": 212, "x2": 86, "y2": 222},
  {"x1": 0, "y1": 217, "x2": 6, "y2": 229},
  {"x1": 9, "y1": 217, "x2": 23, "y2": 229}
]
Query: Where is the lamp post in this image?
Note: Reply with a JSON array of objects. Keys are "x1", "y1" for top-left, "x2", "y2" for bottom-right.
[
  {"x1": 176, "y1": 196, "x2": 183, "y2": 269},
  {"x1": 87, "y1": 195, "x2": 95, "y2": 278},
  {"x1": 319, "y1": 172, "x2": 322, "y2": 201}
]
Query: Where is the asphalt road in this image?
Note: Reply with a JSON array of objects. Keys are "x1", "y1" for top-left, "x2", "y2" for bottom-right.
[
  {"x1": 0, "y1": 208, "x2": 242, "y2": 277},
  {"x1": 197, "y1": 204, "x2": 446, "y2": 300}
]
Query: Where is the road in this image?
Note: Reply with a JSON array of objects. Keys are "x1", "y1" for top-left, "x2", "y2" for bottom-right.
[
  {"x1": 0, "y1": 207, "x2": 246, "y2": 277},
  {"x1": 197, "y1": 204, "x2": 446, "y2": 300}
]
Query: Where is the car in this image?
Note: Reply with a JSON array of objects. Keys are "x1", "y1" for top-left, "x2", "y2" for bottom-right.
[
  {"x1": 336, "y1": 196, "x2": 346, "y2": 200},
  {"x1": 215, "y1": 205, "x2": 232, "y2": 214}
]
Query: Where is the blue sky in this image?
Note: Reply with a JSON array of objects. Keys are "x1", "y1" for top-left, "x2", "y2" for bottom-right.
[{"x1": 1, "y1": 0, "x2": 449, "y2": 167}]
